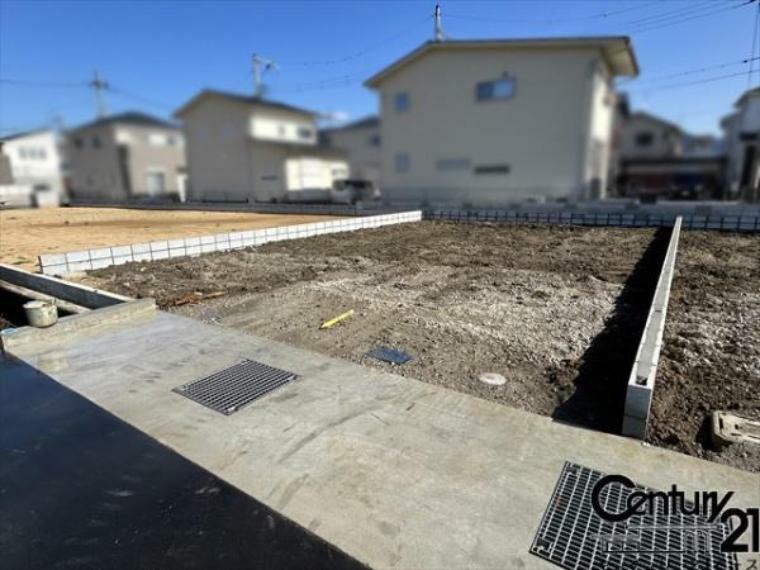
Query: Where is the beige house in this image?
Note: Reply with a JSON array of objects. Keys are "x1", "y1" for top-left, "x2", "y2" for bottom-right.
[
  {"x1": 723, "y1": 87, "x2": 760, "y2": 201},
  {"x1": 365, "y1": 37, "x2": 638, "y2": 207},
  {"x1": 67, "y1": 112, "x2": 186, "y2": 203},
  {"x1": 320, "y1": 116, "x2": 381, "y2": 186},
  {"x1": 175, "y1": 90, "x2": 348, "y2": 203}
]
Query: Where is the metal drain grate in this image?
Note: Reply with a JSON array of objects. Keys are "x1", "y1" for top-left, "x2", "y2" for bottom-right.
[
  {"x1": 530, "y1": 462, "x2": 737, "y2": 570},
  {"x1": 173, "y1": 359, "x2": 298, "y2": 415}
]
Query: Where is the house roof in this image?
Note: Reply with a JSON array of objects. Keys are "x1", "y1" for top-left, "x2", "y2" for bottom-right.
[
  {"x1": 174, "y1": 89, "x2": 317, "y2": 118},
  {"x1": 321, "y1": 115, "x2": 379, "y2": 133},
  {"x1": 628, "y1": 111, "x2": 683, "y2": 134},
  {"x1": 734, "y1": 86, "x2": 760, "y2": 108},
  {"x1": 0, "y1": 128, "x2": 54, "y2": 142},
  {"x1": 365, "y1": 37, "x2": 639, "y2": 87},
  {"x1": 70, "y1": 111, "x2": 179, "y2": 134}
]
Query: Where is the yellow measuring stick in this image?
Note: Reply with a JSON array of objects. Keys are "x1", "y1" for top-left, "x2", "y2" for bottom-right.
[{"x1": 320, "y1": 309, "x2": 355, "y2": 329}]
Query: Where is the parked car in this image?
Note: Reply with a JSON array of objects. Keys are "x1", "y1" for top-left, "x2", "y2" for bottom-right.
[{"x1": 330, "y1": 179, "x2": 378, "y2": 204}]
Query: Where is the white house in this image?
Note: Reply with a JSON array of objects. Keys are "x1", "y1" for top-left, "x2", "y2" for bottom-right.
[
  {"x1": 723, "y1": 87, "x2": 760, "y2": 202},
  {"x1": 0, "y1": 128, "x2": 64, "y2": 206},
  {"x1": 365, "y1": 37, "x2": 638, "y2": 207},
  {"x1": 67, "y1": 112, "x2": 186, "y2": 203},
  {"x1": 320, "y1": 116, "x2": 381, "y2": 187},
  {"x1": 175, "y1": 89, "x2": 348, "y2": 203}
]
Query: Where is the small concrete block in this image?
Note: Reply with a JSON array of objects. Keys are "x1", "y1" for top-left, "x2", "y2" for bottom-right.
[
  {"x1": 625, "y1": 382, "x2": 653, "y2": 420},
  {"x1": 168, "y1": 239, "x2": 185, "y2": 249},
  {"x1": 132, "y1": 252, "x2": 152, "y2": 262},
  {"x1": 150, "y1": 241, "x2": 169, "y2": 252},
  {"x1": 186, "y1": 245, "x2": 201, "y2": 256},
  {"x1": 168, "y1": 248, "x2": 186, "y2": 258},
  {"x1": 90, "y1": 258, "x2": 112, "y2": 269},
  {"x1": 185, "y1": 237, "x2": 201, "y2": 247},
  {"x1": 112, "y1": 255, "x2": 132, "y2": 266},
  {"x1": 89, "y1": 247, "x2": 112, "y2": 260},
  {"x1": 152, "y1": 250, "x2": 170, "y2": 260},
  {"x1": 39, "y1": 253, "x2": 67, "y2": 266},
  {"x1": 200, "y1": 235, "x2": 215, "y2": 245},
  {"x1": 67, "y1": 260, "x2": 93, "y2": 272},
  {"x1": 265, "y1": 228, "x2": 276, "y2": 237},
  {"x1": 712, "y1": 411, "x2": 760, "y2": 448},
  {"x1": 229, "y1": 232, "x2": 245, "y2": 241},
  {"x1": 66, "y1": 250, "x2": 90, "y2": 263},
  {"x1": 201, "y1": 244, "x2": 216, "y2": 253},
  {"x1": 622, "y1": 415, "x2": 648, "y2": 439},
  {"x1": 241, "y1": 231, "x2": 255, "y2": 240},
  {"x1": 131, "y1": 243, "x2": 150, "y2": 255},
  {"x1": 229, "y1": 239, "x2": 244, "y2": 250},
  {"x1": 111, "y1": 245, "x2": 132, "y2": 257}
]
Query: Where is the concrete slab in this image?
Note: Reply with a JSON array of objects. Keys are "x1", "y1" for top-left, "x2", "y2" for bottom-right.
[{"x1": 8, "y1": 310, "x2": 759, "y2": 569}]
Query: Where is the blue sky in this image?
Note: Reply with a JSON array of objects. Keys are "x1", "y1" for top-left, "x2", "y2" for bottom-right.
[{"x1": 0, "y1": 1, "x2": 756, "y2": 135}]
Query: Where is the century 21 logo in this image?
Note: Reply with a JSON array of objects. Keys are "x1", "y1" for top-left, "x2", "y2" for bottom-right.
[{"x1": 591, "y1": 474, "x2": 760, "y2": 553}]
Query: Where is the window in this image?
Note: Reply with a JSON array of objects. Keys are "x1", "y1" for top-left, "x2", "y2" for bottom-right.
[
  {"x1": 436, "y1": 158, "x2": 471, "y2": 171},
  {"x1": 166, "y1": 135, "x2": 177, "y2": 147},
  {"x1": 635, "y1": 132, "x2": 654, "y2": 147},
  {"x1": 368, "y1": 134, "x2": 381, "y2": 147},
  {"x1": 474, "y1": 164, "x2": 510, "y2": 175},
  {"x1": 145, "y1": 171, "x2": 166, "y2": 196},
  {"x1": 39, "y1": 148, "x2": 47, "y2": 160},
  {"x1": 476, "y1": 76, "x2": 516, "y2": 102},
  {"x1": 73, "y1": 137, "x2": 84, "y2": 149},
  {"x1": 394, "y1": 92, "x2": 410, "y2": 112},
  {"x1": 395, "y1": 152, "x2": 410, "y2": 173},
  {"x1": 297, "y1": 126, "x2": 314, "y2": 140},
  {"x1": 19, "y1": 148, "x2": 28, "y2": 159},
  {"x1": 92, "y1": 136, "x2": 102, "y2": 149}
]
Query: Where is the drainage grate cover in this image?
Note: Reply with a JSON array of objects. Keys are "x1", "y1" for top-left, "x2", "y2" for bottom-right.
[
  {"x1": 173, "y1": 359, "x2": 298, "y2": 415},
  {"x1": 530, "y1": 462, "x2": 737, "y2": 570}
]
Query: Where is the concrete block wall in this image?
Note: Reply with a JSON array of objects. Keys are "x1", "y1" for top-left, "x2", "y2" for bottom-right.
[
  {"x1": 622, "y1": 217, "x2": 683, "y2": 439},
  {"x1": 39, "y1": 211, "x2": 422, "y2": 276}
]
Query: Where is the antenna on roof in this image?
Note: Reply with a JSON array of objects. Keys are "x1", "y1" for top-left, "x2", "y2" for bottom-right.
[
  {"x1": 252, "y1": 53, "x2": 278, "y2": 98},
  {"x1": 434, "y1": 2, "x2": 445, "y2": 42},
  {"x1": 89, "y1": 70, "x2": 109, "y2": 118}
]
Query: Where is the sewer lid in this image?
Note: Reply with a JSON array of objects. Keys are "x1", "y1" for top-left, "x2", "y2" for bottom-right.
[
  {"x1": 173, "y1": 359, "x2": 298, "y2": 415},
  {"x1": 530, "y1": 462, "x2": 737, "y2": 570}
]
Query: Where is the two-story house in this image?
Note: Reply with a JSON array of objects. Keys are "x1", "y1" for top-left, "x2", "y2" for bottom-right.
[
  {"x1": 0, "y1": 128, "x2": 64, "y2": 206},
  {"x1": 66, "y1": 112, "x2": 186, "y2": 203},
  {"x1": 175, "y1": 89, "x2": 348, "y2": 203},
  {"x1": 723, "y1": 87, "x2": 760, "y2": 202},
  {"x1": 365, "y1": 37, "x2": 638, "y2": 207}
]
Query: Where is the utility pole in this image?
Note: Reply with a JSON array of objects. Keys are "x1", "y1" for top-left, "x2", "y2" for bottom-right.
[
  {"x1": 252, "y1": 53, "x2": 278, "y2": 98},
  {"x1": 434, "y1": 2, "x2": 444, "y2": 42},
  {"x1": 89, "y1": 70, "x2": 109, "y2": 118}
]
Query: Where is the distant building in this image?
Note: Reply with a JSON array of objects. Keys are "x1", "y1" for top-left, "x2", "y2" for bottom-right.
[
  {"x1": 617, "y1": 111, "x2": 725, "y2": 201},
  {"x1": 66, "y1": 112, "x2": 186, "y2": 203},
  {"x1": 365, "y1": 37, "x2": 638, "y2": 207},
  {"x1": 723, "y1": 87, "x2": 760, "y2": 202},
  {"x1": 0, "y1": 129, "x2": 64, "y2": 206},
  {"x1": 175, "y1": 89, "x2": 348, "y2": 203},
  {"x1": 320, "y1": 116, "x2": 381, "y2": 187}
]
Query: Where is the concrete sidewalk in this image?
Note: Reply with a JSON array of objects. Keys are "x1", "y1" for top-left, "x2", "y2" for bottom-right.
[{"x1": 6, "y1": 309, "x2": 758, "y2": 569}]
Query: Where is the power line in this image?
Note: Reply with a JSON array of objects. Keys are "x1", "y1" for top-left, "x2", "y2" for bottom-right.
[
  {"x1": 445, "y1": 1, "x2": 660, "y2": 24},
  {"x1": 620, "y1": 55, "x2": 760, "y2": 85},
  {"x1": 639, "y1": 70, "x2": 749, "y2": 92},
  {"x1": 0, "y1": 78, "x2": 86, "y2": 88},
  {"x1": 750, "y1": 1, "x2": 760, "y2": 87},
  {"x1": 630, "y1": 0, "x2": 753, "y2": 34}
]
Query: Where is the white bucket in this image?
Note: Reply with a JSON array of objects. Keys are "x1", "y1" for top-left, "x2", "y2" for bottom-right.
[{"x1": 23, "y1": 300, "x2": 58, "y2": 328}]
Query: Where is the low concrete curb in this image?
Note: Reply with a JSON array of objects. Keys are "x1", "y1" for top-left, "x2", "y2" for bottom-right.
[
  {"x1": 622, "y1": 217, "x2": 683, "y2": 439},
  {"x1": 0, "y1": 264, "x2": 130, "y2": 308},
  {"x1": 39, "y1": 211, "x2": 423, "y2": 275},
  {"x1": 0, "y1": 298, "x2": 156, "y2": 353}
]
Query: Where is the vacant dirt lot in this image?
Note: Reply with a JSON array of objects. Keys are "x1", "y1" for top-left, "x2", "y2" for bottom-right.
[
  {"x1": 80, "y1": 222, "x2": 657, "y2": 433},
  {"x1": 650, "y1": 231, "x2": 760, "y2": 472},
  {"x1": 0, "y1": 207, "x2": 339, "y2": 270}
]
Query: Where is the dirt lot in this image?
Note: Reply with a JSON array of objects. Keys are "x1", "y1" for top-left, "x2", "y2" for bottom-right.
[
  {"x1": 79, "y1": 222, "x2": 657, "y2": 434},
  {"x1": 0, "y1": 207, "x2": 339, "y2": 271},
  {"x1": 650, "y1": 231, "x2": 760, "y2": 472}
]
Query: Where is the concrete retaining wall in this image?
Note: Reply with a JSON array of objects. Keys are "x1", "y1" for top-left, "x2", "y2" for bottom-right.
[
  {"x1": 39, "y1": 211, "x2": 423, "y2": 276},
  {"x1": 622, "y1": 217, "x2": 683, "y2": 439}
]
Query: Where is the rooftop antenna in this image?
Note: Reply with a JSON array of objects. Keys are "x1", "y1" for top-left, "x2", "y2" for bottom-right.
[
  {"x1": 252, "y1": 53, "x2": 278, "y2": 98},
  {"x1": 89, "y1": 70, "x2": 109, "y2": 118},
  {"x1": 434, "y1": 2, "x2": 444, "y2": 42}
]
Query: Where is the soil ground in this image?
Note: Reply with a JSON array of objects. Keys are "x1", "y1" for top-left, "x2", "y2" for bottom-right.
[
  {"x1": 79, "y1": 222, "x2": 656, "y2": 434},
  {"x1": 0, "y1": 207, "x2": 339, "y2": 271},
  {"x1": 649, "y1": 231, "x2": 760, "y2": 472}
]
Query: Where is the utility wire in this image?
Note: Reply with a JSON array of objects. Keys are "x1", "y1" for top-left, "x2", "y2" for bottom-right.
[
  {"x1": 445, "y1": 1, "x2": 660, "y2": 24},
  {"x1": 620, "y1": 55, "x2": 760, "y2": 85},
  {"x1": 749, "y1": 1, "x2": 760, "y2": 87},
  {"x1": 630, "y1": 0, "x2": 753, "y2": 34},
  {"x1": 0, "y1": 78, "x2": 87, "y2": 88}
]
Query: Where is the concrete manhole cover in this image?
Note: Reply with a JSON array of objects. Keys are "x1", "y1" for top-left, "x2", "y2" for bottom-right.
[{"x1": 479, "y1": 373, "x2": 506, "y2": 386}]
